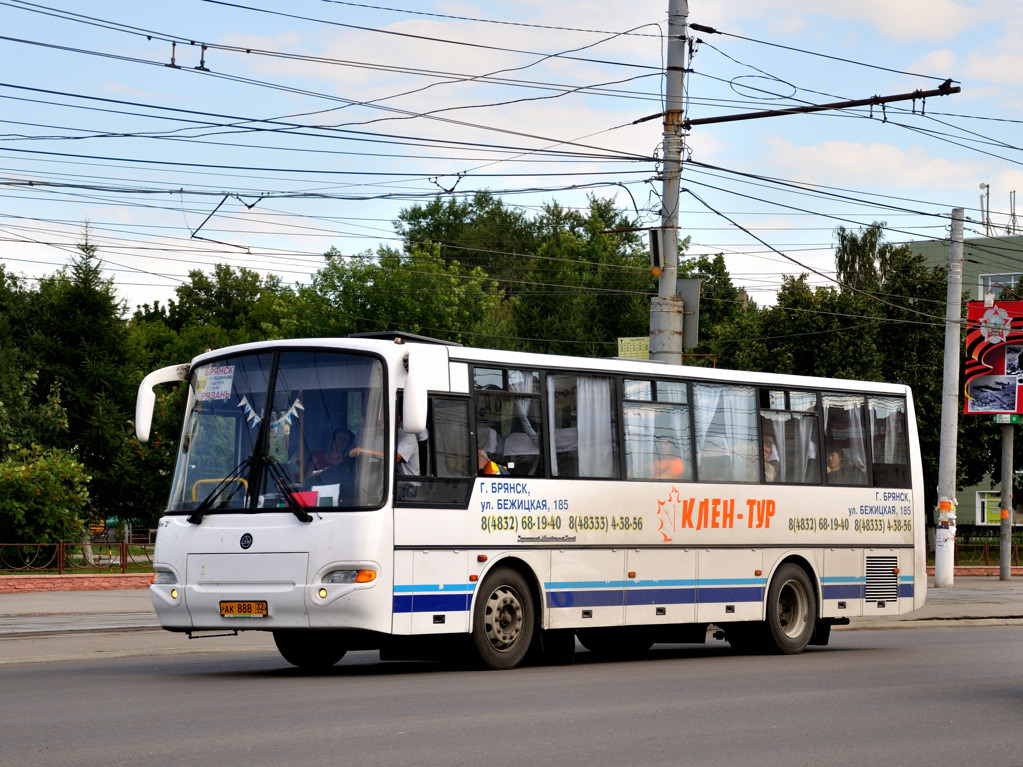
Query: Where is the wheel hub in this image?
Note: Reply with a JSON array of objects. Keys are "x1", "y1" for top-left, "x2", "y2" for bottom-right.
[{"x1": 485, "y1": 587, "x2": 523, "y2": 650}]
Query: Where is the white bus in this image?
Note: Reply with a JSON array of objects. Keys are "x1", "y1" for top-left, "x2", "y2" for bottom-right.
[{"x1": 136, "y1": 333, "x2": 925, "y2": 669}]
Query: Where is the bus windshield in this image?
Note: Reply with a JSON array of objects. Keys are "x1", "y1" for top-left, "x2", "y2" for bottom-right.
[{"x1": 167, "y1": 350, "x2": 386, "y2": 515}]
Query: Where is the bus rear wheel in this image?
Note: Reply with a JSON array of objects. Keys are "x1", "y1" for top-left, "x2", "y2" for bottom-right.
[
  {"x1": 764, "y1": 564, "x2": 816, "y2": 654},
  {"x1": 472, "y1": 568, "x2": 535, "y2": 670},
  {"x1": 273, "y1": 630, "x2": 347, "y2": 669}
]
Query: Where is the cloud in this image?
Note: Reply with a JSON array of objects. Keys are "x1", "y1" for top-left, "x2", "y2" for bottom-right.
[
  {"x1": 765, "y1": 17, "x2": 808, "y2": 39},
  {"x1": 762, "y1": 137, "x2": 987, "y2": 191},
  {"x1": 965, "y1": 38, "x2": 1023, "y2": 87},
  {"x1": 908, "y1": 49, "x2": 958, "y2": 78},
  {"x1": 704, "y1": 0, "x2": 982, "y2": 44}
]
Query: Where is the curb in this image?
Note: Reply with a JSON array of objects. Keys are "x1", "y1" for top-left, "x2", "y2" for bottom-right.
[{"x1": 0, "y1": 573, "x2": 153, "y2": 593}]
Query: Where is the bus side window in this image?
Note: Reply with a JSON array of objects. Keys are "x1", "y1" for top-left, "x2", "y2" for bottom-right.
[
  {"x1": 693, "y1": 382, "x2": 757, "y2": 483},
  {"x1": 869, "y1": 395, "x2": 911, "y2": 488},
  {"x1": 822, "y1": 393, "x2": 869, "y2": 486},
  {"x1": 424, "y1": 397, "x2": 472, "y2": 477},
  {"x1": 546, "y1": 373, "x2": 616, "y2": 478}
]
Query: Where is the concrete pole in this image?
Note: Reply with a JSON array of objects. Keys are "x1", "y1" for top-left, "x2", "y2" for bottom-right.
[
  {"x1": 1000, "y1": 424, "x2": 1013, "y2": 580},
  {"x1": 934, "y1": 208, "x2": 964, "y2": 588},
  {"x1": 649, "y1": 0, "x2": 687, "y2": 365}
]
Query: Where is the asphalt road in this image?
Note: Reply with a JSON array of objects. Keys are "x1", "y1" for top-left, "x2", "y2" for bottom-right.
[{"x1": 2, "y1": 622, "x2": 1023, "y2": 767}]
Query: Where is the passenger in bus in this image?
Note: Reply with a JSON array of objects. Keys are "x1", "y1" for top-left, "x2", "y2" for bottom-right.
[
  {"x1": 826, "y1": 449, "x2": 860, "y2": 484},
  {"x1": 763, "y1": 435, "x2": 780, "y2": 482},
  {"x1": 654, "y1": 437, "x2": 685, "y2": 479},
  {"x1": 395, "y1": 422, "x2": 421, "y2": 475},
  {"x1": 477, "y1": 447, "x2": 510, "y2": 476}
]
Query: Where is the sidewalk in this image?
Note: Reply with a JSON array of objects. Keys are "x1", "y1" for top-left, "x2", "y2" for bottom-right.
[
  {"x1": 2, "y1": 576, "x2": 1023, "y2": 636},
  {"x1": 845, "y1": 575, "x2": 1023, "y2": 630},
  {"x1": 0, "y1": 588, "x2": 158, "y2": 634}
]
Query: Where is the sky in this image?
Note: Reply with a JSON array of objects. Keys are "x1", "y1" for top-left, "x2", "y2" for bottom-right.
[{"x1": 2, "y1": 0, "x2": 1023, "y2": 314}]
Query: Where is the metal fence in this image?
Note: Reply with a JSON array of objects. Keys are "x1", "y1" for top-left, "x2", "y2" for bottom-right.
[
  {"x1": 950, "y1": 542, "x2": 1021, "y2": 567},
  {"x1": 0, "y1": 542, "x2": 155, "y2": 574}
]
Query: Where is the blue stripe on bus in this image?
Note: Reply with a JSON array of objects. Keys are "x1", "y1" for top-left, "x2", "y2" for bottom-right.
[
  {"x1": 626, "y1": 587, "x2": 698, "y2": 606},
  {"x1": 822, "y1": 583, "x2": 863, "y2": 599},
  {"x1": 544, "y1": 582, "x2": 764, "y2": 609},
  {"x1": 393, "y1": 575, "x2": 916, "y2": 613},
  {"x1": 820, "y1": 577, "x2": 916, "y2": 600},
  {"x1": 392, "y1": 592, "x2": 473, "y2": 613}
]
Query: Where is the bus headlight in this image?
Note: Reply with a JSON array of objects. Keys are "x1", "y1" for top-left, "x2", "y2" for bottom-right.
[
  {"x1": 323, "y1": 569, "x2": 377, "y2": 585},
  {"x1": 153, "y1": 571, "x2": 177, "y2": 585}
]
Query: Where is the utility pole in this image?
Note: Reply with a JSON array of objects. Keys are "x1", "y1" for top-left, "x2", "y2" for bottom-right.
[
  {"x1": 649, "y1": 0, "x2": 688, "y2": 365},
  {"x1": 644, "y1": 15, "x2": 959, "y2": 363},
  {"x1": 1000, "y1": 423, "x2": 1013, "y2": 580},
  {"x1": 934, "y1": 208, "x2": 964, "y2": 588}
]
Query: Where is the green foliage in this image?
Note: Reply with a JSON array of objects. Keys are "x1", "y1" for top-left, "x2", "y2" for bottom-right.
[
  {"x1": 312, "y1": 244, "x2": 503, "y2": 345},
  {"x1": 21, "y1": 232, "x2": 135, "y2": 518},
  {"x1": 395, "y1": 191, "x2": 539, "y2": 289},
  {"x1": 0, "y1": 372, "x2": 68, "y2": 459},
  {"x1": 0, "y1": 444, "x2": 90, "y2": 543},
  {"x1": 504, "y1": 197, "x2": 652, "y2": 356}
]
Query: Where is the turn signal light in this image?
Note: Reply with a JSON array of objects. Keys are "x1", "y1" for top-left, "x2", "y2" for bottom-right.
[{"x1": 324, "y1": 569, "x2": 377, "y2": 585}]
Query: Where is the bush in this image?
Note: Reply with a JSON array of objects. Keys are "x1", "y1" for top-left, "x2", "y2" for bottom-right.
[{"x1": 0, "y1": 444, "x2": 90, "y2": 542}]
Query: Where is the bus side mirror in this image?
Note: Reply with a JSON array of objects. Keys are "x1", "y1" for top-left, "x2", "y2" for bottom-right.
[
  {"x1": 402, "y1": 345, "x2": 449, "y2": 435},
  {"x1": 135, "y1": 364, "x2": 189, "y2": 442},
  {"x1": 404, "y1": 372, "x2": 427, "y2": 435}
]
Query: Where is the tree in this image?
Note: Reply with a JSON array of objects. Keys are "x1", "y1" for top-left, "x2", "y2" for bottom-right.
[
  {"x1": 25, "y1": 231, "x2": 136, "y2": 522},
  {"x1": 506, "y1": 197, "x2": 652, "y2": 356},
  {"x1": 0, "y1": 445, "x2": 89, "y2": 544},
  {"x1": 311, "y1": 243, "x2": 503, "y2": 345},
  {"x1": 394, "y1": 191, "x2": 539, "y2": 290},
  {"x1": 678, "y1": 253, "x2": 748, "y2": 368},
  {"x1": 165, "y1": 265, "x2": 297, "y2": 343}
]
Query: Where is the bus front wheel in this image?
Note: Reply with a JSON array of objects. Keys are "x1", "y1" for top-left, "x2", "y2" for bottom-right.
[
  {"x1": 764, "y1": 564, "x2": 816, "y2": 654},
  {"x1": 273, "y1": 630, "x2": 347, "y2": 669},
  {"x1": 472, "y1": 568, "x2": 535, "y2": 670}
]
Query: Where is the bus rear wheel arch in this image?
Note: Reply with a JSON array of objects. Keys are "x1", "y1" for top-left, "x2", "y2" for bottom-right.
[{"x1": 725, "y1": 562, "x2": 817, "y2": 655}]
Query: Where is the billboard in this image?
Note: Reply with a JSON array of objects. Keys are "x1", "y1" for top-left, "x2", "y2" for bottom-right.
[{"x1": 964, "y1": 300, "x2": 1023, "y2": 414}]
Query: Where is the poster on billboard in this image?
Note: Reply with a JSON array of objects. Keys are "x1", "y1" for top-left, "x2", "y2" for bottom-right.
[{"x1": 964, "y1": 300, "x2": 1023, "y2": 414}]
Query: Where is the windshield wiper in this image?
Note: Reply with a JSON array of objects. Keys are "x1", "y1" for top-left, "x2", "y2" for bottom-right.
[
  {"x1": 187, "y1": 456, "x2": 255, "y2": 525},
  {"x1": 264, "y1": 458, "x2": 312, "y2": 523},
  {"x1": 187, "y1": 454, "x2": 312, "y2": 525}
]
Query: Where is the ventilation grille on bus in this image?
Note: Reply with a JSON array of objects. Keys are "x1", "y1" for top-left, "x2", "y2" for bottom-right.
[{"x1": 865, "y1": 556, "x2": 899, "y2": 601}]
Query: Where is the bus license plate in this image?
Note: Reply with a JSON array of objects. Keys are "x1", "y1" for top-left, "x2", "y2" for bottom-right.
[{"x1": 220, "y1": 600, "x2": 267, "y2": 618}]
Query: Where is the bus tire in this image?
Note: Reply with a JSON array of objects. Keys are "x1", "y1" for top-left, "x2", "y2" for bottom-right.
[
  {"x1": 472, "y1": 568, "x2": 534, "y2": 670},
  {"x1": 273, "y1": 630, "x2": 347, "y2": 669},
  {"x1": 764, "y1": 564, "x2": 816, "y2": 654}
]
